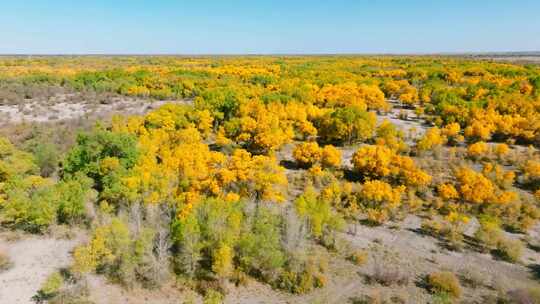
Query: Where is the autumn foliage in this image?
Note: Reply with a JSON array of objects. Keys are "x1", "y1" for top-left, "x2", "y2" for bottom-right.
[{"x1": 1, "y1": 55, "x2": 540, "y2": 297}]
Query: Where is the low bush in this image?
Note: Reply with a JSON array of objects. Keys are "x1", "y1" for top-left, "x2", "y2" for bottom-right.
[
  {"x1": 72, "y1": 217, "x2": 157, "y2": 287},
  {"x1": 432, "y1": 292, "x2": 453, "y2": 304},
  {"x1": 367, "y1": 246, "x2": 409, "y2": 287},
  {"x1": 350, "y1": 291, "x2": 385, "y2": 304},
  {"x1": 505, "y1": 288, "x2": 540, "y2": 304},
  {"x1": 277, "y1": 269, "x2": 326, "y2": 294},
  {"x1": 426, "y1": 271, "x2": 462, "y2": 298},
  {"x1": 370, "y1": 263, "x2": 409, "y2": 286},
  {"x1": 421, "y1": 218, "x2": 464, "y2": 250},
  {"x1": 275, "y1": 251, "x2": 328, "y2": 294},
  {"x1": 203, "y1": 289, "x2": 224, "y2": 304},
  {"x1": 474, "y1": 221, "x2": 503, "y2": 252},
  {"x1": 459, "y1": 267, "x2": 488, "y2": 289},
  {"x1": 0, "y1": 250, "x2": 13, "y2": 272},
  {"x1": 495, "y1": 238, "x2": 524, "y2": 263},
  {"x1": 34, "y1": 271, "x2": 64, "y2": 302},
  {"x1": 24, "y1": 138, "x2": 60, "y2": 177},
  {"x1": 35, "y1": 280, "x2": 94, "y2": 304},
  {"x1": 349, "y1": 250, "x2": 368, "y2": 266}
]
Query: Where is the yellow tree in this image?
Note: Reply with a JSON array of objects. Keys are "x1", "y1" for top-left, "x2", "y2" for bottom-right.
[
  {"x1": 293, "y1": 142, "x2": 322, "y2": 168},
  {"x1": 417, "y1": 127, "x2": 446, "y2": 152},
  {"x1": 454, "y1": 167, "x2": 495, "y2": 204},
  {"x1": 321, "y1": 145, "x2": 342, "y2": 169},
  {"x1": 360, "y1": 180, "x2": 405, "y2": 225}
]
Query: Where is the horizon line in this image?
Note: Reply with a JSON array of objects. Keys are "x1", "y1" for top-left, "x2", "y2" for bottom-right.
[{"x1": 0, "y1": 51, "x2": 539, "y2": 57}]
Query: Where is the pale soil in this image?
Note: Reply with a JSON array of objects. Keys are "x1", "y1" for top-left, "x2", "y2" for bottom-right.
[
  {"x1": 468, "y1": 54, "x2": 540, "y2": 65},
  {"x1": 0, "y1": 234, "x2": 80, "y2": 304},
  {"x1": 224, "y1": 215, "x2": 540, "y2": 304},
  {"x1": 0, "y1": 93, "x2": 191, "y2": 125},
  {"x1": 264, "y1": 103, "x2": 539, "y2": 303},
  {"x1": 58, "y1": 218, "x2": 540, "y2": 304},
  {"x1": 378, "y1": 101, "x2": 428, "y2": 142},
  {"x1": 86, "y1": 275, "x2": 195, "y2": 304},
  {"x1": 0, "y1": 99, "x2": 539, "y2": 303}
]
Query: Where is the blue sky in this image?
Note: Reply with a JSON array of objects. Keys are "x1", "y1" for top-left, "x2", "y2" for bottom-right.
[{"x1": 1, "y1": 0, "x2": 539, "y2": 54}]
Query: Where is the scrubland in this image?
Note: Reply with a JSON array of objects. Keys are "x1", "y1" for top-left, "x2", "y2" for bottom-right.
[{"x1": 0, "y1": 56, "x2": 540, "y2": 303}]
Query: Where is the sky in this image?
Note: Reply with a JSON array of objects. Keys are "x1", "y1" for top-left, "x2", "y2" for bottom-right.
[{"x1": 1, "y1": 0, "x2": 539, "y2": 54}]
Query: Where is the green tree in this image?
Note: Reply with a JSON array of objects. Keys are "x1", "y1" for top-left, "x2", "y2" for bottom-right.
[
  {"x1": 294, "y1": 187, "x2": 344, "y2": 247},
  {"x1": 63, "y1": 127, "x2": 139, "y2": 191},
  {"x1": 237, "y1": 207, "x2": 286, "y2": 281},
  {"x1": 55, "y1": 173, "x2": 94, "y2": 224},
  {"x1": 172, "y1": 213, "x2": 202, "y2": 278},
  {"x1": 318, "y1": 106, "x2": 376, "y2": 144}
]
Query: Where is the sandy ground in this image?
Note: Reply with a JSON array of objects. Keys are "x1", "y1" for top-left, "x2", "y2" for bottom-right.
[
  {"x1": 223, "y1": 215, "x2": 540, "y2": 304},
  {"x1": 0, "y1": 98, "x2": 538, "y2": 303},
  {"x1": 86, "y1": 275, "x2": 191, "y2": 304},
  {"x1": 378, "y1": 101, "x2": 427, "y2": 141},
  {"x1": 0, "y1": 94, "x2": 191, "y2": 124},
  {"x1": 0, "y1": 236, "x2": 79, "y2": 304}
]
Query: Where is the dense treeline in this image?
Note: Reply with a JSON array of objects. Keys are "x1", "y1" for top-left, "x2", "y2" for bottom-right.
[{"x1": 2, "y1": 56, "x2": 540, "y2": 145}]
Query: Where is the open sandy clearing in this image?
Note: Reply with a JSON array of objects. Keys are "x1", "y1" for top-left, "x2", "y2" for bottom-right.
[
  {"x1": 0, "y1": 236, "x2": 79, "y2": 304},
  {"x1": 0, "y1": 95, "x2": 192, "y2": 125}
]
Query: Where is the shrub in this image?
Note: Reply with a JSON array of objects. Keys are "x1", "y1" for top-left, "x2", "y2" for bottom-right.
[
  {"x1": 45, "y1": 282, "x2": 93, "y2": 304},
  {"x1": 359, "y1": 180, "x2": 405, "y2": 225},
  {"x1": 370, "y1": 260, "x2": 409, "y2": 286},
  {"x1": 459, "y1": 267, "x2": 488, "y2": 289},
  {"x1": 426, "y1": 271, "x2": 462, "y2": 298},
  {"x1": 55, "y1": 174, "x2": 94, "y2": 224},
  {"x1": 203, "y1": 289, "x2": 224, "y2": 304},
  {"x1": 421, "y1": 218, "x2": 445, "y2": 237},
  {"x1": 474, "y1": 220, "x2": 504, "y2": 251},
  {"x1": 467, "y1": 141, "x2": 489, "y2": 159},
  {"x1": 495, "y1": 238, "x2": 523, "y2": 263},
  {"x1": 237, "y1": 207, "x2": 286, "y2": 282},
  {"x1": 421, "y1": 217, "x2": 466, "y2": 251},
  {"x1": 24, "y1": 139, "x2": 60, "y2": 177},
  {"x1": 432, "y1": 292, "x2": 453, "y2": 304},
  {"x1": 276, "y1": 263, "x2": 327, "y2": 294},
  {"x1": 294, "y1": 187, "x2": 344, "y2": 246},
  {"x1": 495, "y1": 143, "x2": 510, "y2": 158},
  {"x1": 35, "y1": 271, "x2": 64, "y2": 301},
  {"x1": 0, "y1": 250, "x2": 13, "y2": 272},
  {"x1": 351, "y1": 145, "x2": 431, "y2": 188},
  {"x1": 1, "y1": 172, "x2": 93, "y2": 232},
  {"x1": 1, "y1": 177, "x2": 58, "y2": 232},
  {"x1": 277, "y1": 270, "x2": 313, "y2": 294},
  {"x1": 370, "y1": 266, "x2": 408, "y2": 286},
  {"x1": 321, "y1": 145, "x2": 342, "y2": 168},
  {"x1": 417, "y1": 127, "x2": 446, "y2": 152},
  {"x1": 349, "y1": 250, "x2": 368, "y2": 266},
  {"x1": 292, "y1": 142, "x2": 321, "y2": 168},
  {"x1": 350, "y1": 291, "x2": 386, "y2": 304},
  {"x1": 72, "y1": 217, "x2": 156, "y2": 287},
  {"x1": 505, "y1": 288, "x2": 540, "y2": 304}
]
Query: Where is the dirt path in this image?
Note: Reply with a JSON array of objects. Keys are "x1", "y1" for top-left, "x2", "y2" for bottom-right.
[{"x1": 0, "y1": 236, "x2": 79, "y2": 304}]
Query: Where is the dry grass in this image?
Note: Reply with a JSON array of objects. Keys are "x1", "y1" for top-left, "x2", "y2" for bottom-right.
[
  {"x1": 426, "y1": 271, "x2": 462, "y2": 299},
  {"x1": 348, "y1": 250, "x2": 369, "y2": 266},
  {"x1": 494, "y1": 238, "x2": 524, "y2": 263},
  {"x1": 0, "y1": 249, "x2": 13, "y2": 272}
]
